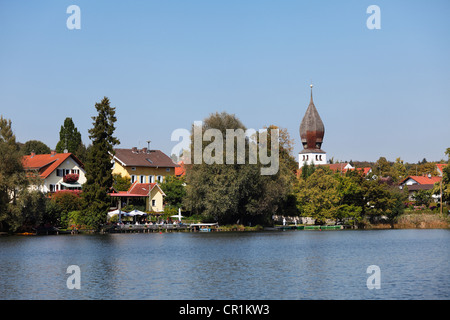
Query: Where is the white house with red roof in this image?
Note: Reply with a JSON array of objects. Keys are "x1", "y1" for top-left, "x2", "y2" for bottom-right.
[
  {"x1": 22, "y1": 151, "x2": 86, "y2": 193},
  {"x1": 399, "y1": 175, "x2": 442, "y2": 201},
  {"x1": 400, "y1": 175, "x2": 442, "y2": 186}
]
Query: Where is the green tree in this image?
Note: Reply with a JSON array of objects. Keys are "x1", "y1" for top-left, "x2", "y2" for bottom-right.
[
  {"x1": 184, "y1": 112, "x2": 293, "y2": 225},
  {"x1": 413, "y1": 162, "x2": 438, "y2": 177},
  {"x1": 0, "y1": 116, "x2": 29, "y2": 232},
  {"x1": 441, "y1": 148, "x2": 450, "y2": 203},
  {"x1": 112, "y1": 173, "x2": 131, "y2": 192},
  {"x1": 296, "y1": 167, "x2": 339, "y2": 225},
  {"x1": 258, "y1": 125, "x2": 297, "y2": 218},
  {"x1": 15, "y1": 189, "x2": 48, "y2": 232},
  {"x1": 50, "y1": 191, "x2": 82, "y2": 228},
  {"x1": 384, "y1": 187, "x2": 407, "y2": 228},
  {"x1": 335, "y1": 172, "x2": 364, "y2": 224},
  {"x1": 300, "y1": 162, "x2": 316, "y2": 180},
  {"x1": 362, "y1": 178, "x2": 407, "y2": 227},
  {"x1": 184, "y1": 112, "x2": 255, "y2": 224},
  {"x1": 81, "y1": 97, "x2": 119, "y2": 230},
  {"x1": 374, "y1": 156, "x2": 393, "y2": 178},
  {"x1": 413, "y1": 189, "x2": 432, "y2": 207},
  {"x1": 393, "y1": 157, "x2": 407, "y2": 182},
  {"x1": 55, "y1": 117, "x2": 83, "y2": 155},
  {"x1": 160, "y1": 175, "x2": 186, "y2": 208},
  {"x1": 21, "y1": 140, "x2": 51, "y2": 155}
]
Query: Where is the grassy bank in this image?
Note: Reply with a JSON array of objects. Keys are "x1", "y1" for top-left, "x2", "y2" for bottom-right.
[
  {"x1": 364, "y1": 213, "x2": 450, "y2": 229},
  {"x1": 218, "y1": 224, "x2": 265, "y2": 232}
]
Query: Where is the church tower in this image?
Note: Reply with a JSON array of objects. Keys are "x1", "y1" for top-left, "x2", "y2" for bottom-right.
[{"x1": 299, "y1": 85, "x2": 326, "y2": 168}]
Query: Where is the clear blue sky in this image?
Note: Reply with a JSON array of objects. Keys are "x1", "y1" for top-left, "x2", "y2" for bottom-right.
[{"x1": 1, "y1": 0, "x2": 449, "y2": 163}]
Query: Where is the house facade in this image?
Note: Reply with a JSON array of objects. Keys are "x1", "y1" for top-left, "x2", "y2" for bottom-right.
[
  {"x1": 111, "y1": 147, "x2": 178, "y2": 184},
  {"x1": 22, "y1": 151, "x2": 86, "y2": 193},
  {"x1": 110, "y1": 182, "x2": 166, "y2": 212}
]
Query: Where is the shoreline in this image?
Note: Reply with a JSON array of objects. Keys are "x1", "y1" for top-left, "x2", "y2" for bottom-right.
[{"x1": 4, "y1": 213, "x2": 449, "y2": 236}]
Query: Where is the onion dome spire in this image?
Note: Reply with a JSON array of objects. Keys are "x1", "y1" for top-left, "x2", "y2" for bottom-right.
[{"x1": 299, "y1": 84, "x2": 325, "y2": 151}]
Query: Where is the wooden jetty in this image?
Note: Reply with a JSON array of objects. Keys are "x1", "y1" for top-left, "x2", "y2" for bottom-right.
[
  {"x1": 272, "y1": 225, "x2": 344, "y2": 231},
  {"x1": 110, "y1": 223, "x2": 191, "y2": 233}
]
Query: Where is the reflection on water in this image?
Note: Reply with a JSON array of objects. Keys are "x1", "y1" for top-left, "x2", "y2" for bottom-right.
[{"x1": 0, "y1": 229, "x2": 448, "y2": 299}]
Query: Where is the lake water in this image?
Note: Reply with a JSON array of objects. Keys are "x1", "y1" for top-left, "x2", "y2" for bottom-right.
[{"x1": 0, "y1": 229, "x2": 448, "y2": 300}]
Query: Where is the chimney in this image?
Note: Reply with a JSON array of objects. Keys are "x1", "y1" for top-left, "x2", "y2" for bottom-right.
[
  {"x1": 142, "y1": 147, "x2": 147, "y2": 154},
  {"x1": 51, "y1": 150, "x2": 56, "y2": 157},
  {"x1": 30, "y1": 152, "x2": 35, "y2": 158},
  {"x1": 132, "y1": 147, "x2": 138, "y2": 153}
]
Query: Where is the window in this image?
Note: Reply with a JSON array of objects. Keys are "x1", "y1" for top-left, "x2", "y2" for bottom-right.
[
  {"x1": 149, "y1": 175, "x2": 155, "y2": 183},
  {"x1": 49, "y1": 184, "x2": 56, "y2": 192},
  {"x1": 140, "y1": 175, "x2": 145, "y2": 183},
  {"x1": 157, "y1": 175, "x2": 163, "y2": 183},
  {"x1": 131, "y1": 167, "x2": 136, "y2": 171},
  {"x1": 152, "y1": 199, "x2": 156, "y2": 207},
  {"x1": 56, "y1": 169, "x2": 64, "y2": 177},
  {"x1": 71, "y1": 169, "x2": 79, "y2": 174},
  {"x1": 166, "y1": 168, "x2": 170, "y2": 172},
  {"x1": 131, "y1": 175, "x2": 137, "y2": 183}
]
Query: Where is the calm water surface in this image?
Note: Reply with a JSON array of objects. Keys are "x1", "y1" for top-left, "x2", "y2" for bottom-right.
[{"x1": 0, "y1": 229, "x2": 448, "y2": 300}]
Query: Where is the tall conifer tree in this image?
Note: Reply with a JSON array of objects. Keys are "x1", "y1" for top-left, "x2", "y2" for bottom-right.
[
  {"x1": 81, "y1": 97, "x2": 119, "y2": 230},
  {"x1": 55, "y1": 117, "x2": 82, "y2": 154}
]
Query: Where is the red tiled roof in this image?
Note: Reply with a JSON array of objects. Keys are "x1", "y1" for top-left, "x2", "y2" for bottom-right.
[
  {"x1": 175, "y1": 161, "x2": 185, "y2": 176},
  {"x1": 328, "y1": 163, "x2": 349, "y2": 171},
  {"x1": 22, "y1": 153, "x2": 83, "y2": 179},
  {"x1": 129, "y1": 182, "x2": 165, "y2": 196},
  {"x1": 128, "y1": 182, "x2": 156, "y2": 196},
  {"x1": 109, "y1": 182, "x2": 165, "y2": 197},
  {"x1": 401, "y1": 176, "x2": 442, "y2": 185}
]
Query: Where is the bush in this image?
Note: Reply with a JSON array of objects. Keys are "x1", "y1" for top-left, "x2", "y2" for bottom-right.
[
  {"x1": 67, "y1": 210, "x2": 92, "y2": 230},
  {"x1": 51, "y1": 191, "x2": 82, "y2": 227}
]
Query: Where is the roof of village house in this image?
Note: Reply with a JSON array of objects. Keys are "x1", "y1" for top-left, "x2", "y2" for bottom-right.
[
  {"x1": 22, "y1": 152, "x2": 84, "y2": 179},
  {"x1": 436, "y1": 163, "x2": 448, "y2": 175},
  {"x1": 128, "y1": 182, "x2": 164, "y2": 195},
  {"x1": 400, "y1": 175, "x2": 442, "y2": 185},
  {"x1": 296, "y1": 163, "x2": 371, "y2": 178},
  {"x1": 110, "y1": 182, "x2": 166, "y2": 197},
  {"x1": 113, "y1": 148, "x2": 179, "y2": 168},
  {"x1": 326, "y1": 163, "x2": 352, "y2": 171},
  {"x1": 175, "y1": 161, "x2": 185, "y2": 177}
]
